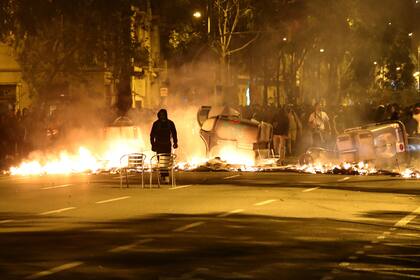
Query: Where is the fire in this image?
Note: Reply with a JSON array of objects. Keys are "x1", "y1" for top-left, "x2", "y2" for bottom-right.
[
  {"x1": 10, "y1": 147, "x2": 101, "y2": 176},
  {"x1": 401, "y1": 168, "x2": 420, "y2": 179},
  {"x1": 9, "y1": 136, "x2": 152, "y2": 176}
]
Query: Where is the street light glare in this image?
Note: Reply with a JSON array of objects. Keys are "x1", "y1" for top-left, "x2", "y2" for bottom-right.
[
  {"x1": 408, "y1": 32, "x2": 413, "y2": 37},
  {"x1": 193, "y1": 11, "x2": 202, "y2": 18},
  {"x1": 320, "y1": 48, "x2": 325, "y2": 53},
  {"x1": 283, "y1": 37, "x2": 287, "y2": 41}
]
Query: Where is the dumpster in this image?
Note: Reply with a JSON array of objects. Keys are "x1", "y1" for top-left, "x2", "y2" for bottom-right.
[{"x1": 197, "y1": 106, "x2": 273, "y2": 163}]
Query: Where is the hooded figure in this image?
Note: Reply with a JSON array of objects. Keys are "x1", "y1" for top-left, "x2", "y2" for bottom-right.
[{"x1": 150, "y1": 109, "x2": 178, "y2": 154}]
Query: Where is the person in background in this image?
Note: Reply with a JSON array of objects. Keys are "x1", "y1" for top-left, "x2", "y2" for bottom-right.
[
  {"x1": 286, "y1": 105, "x2": 302, "y2": 156},
  {"x1": 308, "y1": 102, "x2": 331, "y2": 148},
  {"x1": 150, "y1": 109, "x2": 178, "y2": 182},
  {"x1": 272, "y1": 107, "x2": 289, "y2": 165},
  {"x1": 410, "y1": 104, "x2": 420, "y2": 136}
]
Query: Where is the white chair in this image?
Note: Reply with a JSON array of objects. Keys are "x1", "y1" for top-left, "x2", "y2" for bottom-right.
[
  {"x1": 120, "y1": 153, "x2": 146, "y2": 188},
  {"x1": 149, "y1": 153, "x2": 177, "y2": 188}
]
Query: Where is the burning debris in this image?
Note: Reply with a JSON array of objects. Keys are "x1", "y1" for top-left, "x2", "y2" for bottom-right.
[{"x1": 5, "y1": 111, "x2": 420, "y2": 180}]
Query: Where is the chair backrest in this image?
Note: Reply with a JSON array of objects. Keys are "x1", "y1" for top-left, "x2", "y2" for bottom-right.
[
  {"x1": 120, "y1": 153, "x2": 146, "y2": 168},
  {"x1": 151, "y1": 153, "x2": 176, "y2": 171}
]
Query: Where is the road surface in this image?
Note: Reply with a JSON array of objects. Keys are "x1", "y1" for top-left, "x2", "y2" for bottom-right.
[{"x1": 0, "y1": 171, "x2": 419, "y2": 279}]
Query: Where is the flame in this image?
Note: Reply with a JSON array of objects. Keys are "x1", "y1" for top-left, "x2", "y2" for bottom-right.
[
  {"x1": 401, "y1": 168, "x2": 420, "y2": 179},
  {"x1": 297, "y1": 161, "x2": 377, "y2": 175},
  {"x1": 10, "y1": 147, "x2": 100, "y2": 175},
  {"x1": 9, "y1": 135, "x2": 153, "y2": 176}
]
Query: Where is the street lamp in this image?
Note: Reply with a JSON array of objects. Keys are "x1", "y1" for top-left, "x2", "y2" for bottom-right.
[{"x1": 193, "y1": 11, "x2": 202, "y2": 19}]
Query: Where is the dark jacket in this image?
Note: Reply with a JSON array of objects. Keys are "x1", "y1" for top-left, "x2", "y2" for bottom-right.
[
  {"x1": 150, "y1": 109, "x2": 178, "y2": 153},
  {"x1": 272, "y1": 109, "x2": 289, "y2": 136}
]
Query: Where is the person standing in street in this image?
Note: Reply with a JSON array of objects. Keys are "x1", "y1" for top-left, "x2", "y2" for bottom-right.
[
  {"x1": 286, "y1": 105, "x2": 302, "y2": 156},
  {"x1": 272, "y1": 107, "x2": 289, "y2": 165},
  {"x1": 150, "y1": 109, "x2": 178, "y2": 181},
  {"x1": 308, "y1": 102, "x2": 331, "y2": 147}
]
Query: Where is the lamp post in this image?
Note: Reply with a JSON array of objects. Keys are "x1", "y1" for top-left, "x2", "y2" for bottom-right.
[{"x1": 417, "y1": 46, "x2": 420, "y2": 91}]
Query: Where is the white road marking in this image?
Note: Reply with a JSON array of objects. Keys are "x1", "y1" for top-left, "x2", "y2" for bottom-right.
[
  {"x1": 223, "y1": 175, "x2": 240, "y2": 180},
  {"x1": 356, "y1": 250, "x2": 365, "y2": 255},
  {"x1": 338, "y1": 176, "x2": 350, "y2": 182},
  {"x1": 39, "y1": 207, "x2": 76, "y2": 215},
  {"x1": 339, "y1": 262, "x2": 350, "y2": 267},
  {"x1": 95, "y1": 196, "x2": 131, "y2": 204},
  {"x1": 25, "y1": 261, "x2": 83, "y2": 279},
  {"x1": 394, "y1": 206, "x2": 420, "y2": 227},
  {"x1": 173, "y1": 221, "x2": 205, "y2": 232},
  {"x1": 0, "y1": 219, "x2": 13, "y2": 224},
  {"x1": 41, "y1": 184, "x2": 72, "y2": 190},
  {"x1": 109, "y1": 238, "x2": 154, "y2": 253},
  {"x1": 254, "y1": 199, "x2": 277, "y2": 206},
  {"x1": 217, "y1": 209, "x2": 244, "y2": 218},
  {"x1": 302, "y1": 187, "x2": 320, "y2": 192},
  {"x1": 169, "y1": 184, "x2": 193, "y2": 190}
]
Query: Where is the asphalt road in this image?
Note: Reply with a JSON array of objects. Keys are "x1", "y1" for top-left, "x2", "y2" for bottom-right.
[{"x1": 0, "y1": 171, "x2": 419, "y2": 280}]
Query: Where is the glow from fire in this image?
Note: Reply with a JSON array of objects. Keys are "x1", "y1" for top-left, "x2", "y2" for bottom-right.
[
  {"x1": 401, "y1": 168, "x2": 420, "y2": 179},
  {"x1": 297, "y1": 161, "x2": 377, "y2": 175},
  {"x1": 10, "y1": 147, "x2": 100, "y2": 175},
  {"x1": 213, "y1": 145, "x2": 255, "y2": 166}
]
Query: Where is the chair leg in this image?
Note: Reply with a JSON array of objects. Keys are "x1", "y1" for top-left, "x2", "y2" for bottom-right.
[
  {"x1": 157, "y1": 170, "x2": 160, "y2": 188},
  {"x1": 141, "y1": 168, "x2": 144, "y2": 188},
  {"x1": 149, "y1": 170, "x2": 152, "y2": 188},
  {"x1": 125, "y1": 169, "x2": 129, "y2": 188},
  {"x1": 120, "y1": 168, "x2": 122, "y2": 189}
]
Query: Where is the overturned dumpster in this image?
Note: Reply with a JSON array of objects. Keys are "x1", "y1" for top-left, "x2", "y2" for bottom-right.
[{"x1": 197, "y1": 106, "x2": 273, "y2": 165}]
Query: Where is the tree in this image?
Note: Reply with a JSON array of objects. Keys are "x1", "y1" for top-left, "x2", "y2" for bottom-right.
[
  {"x1": 211, "y1": 0, "x2": 257, "y2": 104},
  {"x1": 4, "y1": 0, "x2": 146, "y2": 114}
]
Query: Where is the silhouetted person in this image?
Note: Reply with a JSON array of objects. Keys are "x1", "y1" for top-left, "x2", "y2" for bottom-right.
[
  {"x1": 150, "y1": 109, "x2": 178, "y2": 181},
  {"x1": 150, "y1": 109, "x2": 178, "y2": 153}
]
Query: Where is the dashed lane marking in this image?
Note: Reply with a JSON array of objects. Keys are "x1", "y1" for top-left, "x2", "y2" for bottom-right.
[
  {"x1": 217, "y1": 209, "x2": 244, "y2": 218},
  {"x1": 109, "y1": 238, "x2": 154, "y2": 253},
  {"x1": 0, "y1": 219, "x2": 13, "y2": 224},
  {"x1": 169, "y1": 184, "x2": 193, "y2": 190},
  {"x1": 25, "y1": 261, "x2": 83, "y2": 279},
  {"x1": 95, "y1": 196, "x2": 131, "y2": 204},
  {"x1": 254, "y1": 199, "x2": 277, "y2": 206},
  {"x1": 338, "y1": 176, "x2": 350, "y2": 182},
  {"x1": 41, "y1": 184, "x2": 72, "y2": 190},
  {"x1": 223, "y1": 175, "x2": 240, "y2": 180},
  {"x1": 173, "y1": 222, "x2": 205, "y2": 232},
  {"x1": 39, "y1": 207, "x2": 76, "y2": 215},
  {"x1": 302, "y1": 187, "x2": 320, "y2": 192},
  {"x1": 394, "y1": 206, "x2": 420, "y2": 227}
]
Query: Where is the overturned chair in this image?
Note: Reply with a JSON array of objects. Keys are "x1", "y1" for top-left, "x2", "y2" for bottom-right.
[
  {"x1": 120, "y1": 153, "x2": 146, "y2": 188},
  {"x1": 149, "y1": 153, "x2": 177, "y2": 188}
]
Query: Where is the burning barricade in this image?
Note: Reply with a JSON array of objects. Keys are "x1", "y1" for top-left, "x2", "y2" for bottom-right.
[{"x1": 297, "y1": 121, "x2": 420, "y2": 177}]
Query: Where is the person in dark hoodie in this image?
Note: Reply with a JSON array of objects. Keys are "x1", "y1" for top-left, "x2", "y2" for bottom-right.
[
  {"x1": 150, "y1": 109, "x2": 178, "y2": 182},
  {"x1": 150, "y1": 109, "x2": 178, "y2": 154}
]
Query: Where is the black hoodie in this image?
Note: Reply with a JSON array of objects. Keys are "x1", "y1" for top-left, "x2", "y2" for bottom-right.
[{"x1": 150, "y1": 109, "x2": 178, "y2": 152}]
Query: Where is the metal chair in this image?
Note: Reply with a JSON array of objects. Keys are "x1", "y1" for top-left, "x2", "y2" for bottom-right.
[
  {"x1": 149, "y1": 153, "x2": 177, "y2": 188},
  {"x1": 120, "y1": 153, "x2": 146, "y2": 188}
]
